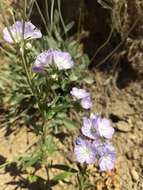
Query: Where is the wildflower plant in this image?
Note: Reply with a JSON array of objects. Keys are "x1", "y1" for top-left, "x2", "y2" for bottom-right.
[{"x1": 0, "y1": 0, "x2": 116, "y2": 189}]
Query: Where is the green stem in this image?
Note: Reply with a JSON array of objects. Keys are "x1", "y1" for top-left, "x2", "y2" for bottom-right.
[
  {"x1": 20, "y1": 46, "x2": 44, "y2": 117},
  {"x1": 45, "y1": 0, "x2": 49, "y2": 22},
  {"x1": 50, "y1": 0, "x2": 55, "y2": 32},
  {"x1": 42, "y1": 120, "x2": 51, "y2": 190},
  {"x1": 28, "y1": 0, "x2": 35, "y2": 18},
  {"x1": 21, "y1": 49, "x2": 33, "y2": 92},
  {"x1": 0, "y1": 1, "x2": 16, "y2": 43},
  {"x1": 34, "y1": 0, "x2": 50, "y2": 35},
  {"x1": 45, "y1": 165, "x2": 50, "y2": 189},
  {"x1": 21, "y1": 44, "x2": 51, "y2": 189},
  {"x1": 0, "y1": 46, "x2": 15, "y2": 57},
  {"x1": 24, "y1": 0, "x2": 27, "y2": 18},
  {"x1": 42, "y1": 119, "x2": 47, "y2": 143},
  {"x1": 57, "y1": 0, "x2": 66, "y2": 35},
  {"x1": 77, "y1": 164, "x2": 87, "y2": 190},
  {"x1": 77, "y1": 0, "x2": 84, "y2": 39}
]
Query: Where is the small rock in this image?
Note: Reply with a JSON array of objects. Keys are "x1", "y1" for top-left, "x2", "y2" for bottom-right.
[
  {"x1": 130, "y1": 134, "x2": 136, "y2": 141},
  {"x1": 133, "y1": 150, "x2": 140, "y2": 160},
  {"x1": 131, "y1": 169, "x2": 139, "y2": 181},
  {"x1": 127, "y1": 118, "x2": 133, "y2": 125},
  {"x1": 126, "y1": 152, "x2": 133, "y2": 159},
  {"x1": 111, "y1": 100, "x2": 134, "y2": 119},
  {"x1": 116, "y1": 121, "x2": 132, "y2": 132}
]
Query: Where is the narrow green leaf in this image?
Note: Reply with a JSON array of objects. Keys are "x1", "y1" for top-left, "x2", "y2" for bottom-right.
[
  {"x1": 97, "y1": 0, "x2": 113, "y2": 10},
  {"x1": 49, "y1": 164, "x2": 78, "y2": 173},
  {"x1": 52, "y1": 172, "x2": 71, "y2": 181},
  {"x1": 83, "y1": 77, "x2": 94, "y2": 84},
  {"x1": 65, "y1": 21, "x2": 75, "y2": 33},
  {"x1": 44, "y1": 136, "x2": 58, "y2": 154},
  {"x1": 63, "y1": 118, "x2": 77, "y2": 129}
]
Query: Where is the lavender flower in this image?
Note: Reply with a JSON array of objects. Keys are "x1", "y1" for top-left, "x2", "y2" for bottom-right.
[
  {"x1": 103, "y1": 142, "x2": 116, "y2": 155},
  {"x1": 92, "y1": 140, "x2": 116, "y2": 171},
  {"x1": 33, "y1": 49, "x2": 74, "y2": 72},
  {"x1": 81, "y1": 114, "x2": 114, "y2": 139},
  {"x1": 81, "y1": 114, "x2": 99, "y2": 139},
  {"x1": 70, "y1": 87, "x2": 90, "y2": 99},
  {"x1": 97, "y1": 118, "x2": 114, "y2": 139},
  {"x1": 32, "y1": 50, "x2": 54, "y2": 72},
  {"x1": 53, "y1": 50, "x2": 74, "y2": 70},
  {"x1": 81, "y1": 118, "x2": 96, "y2": 139},
  {"x1": 99, "y1": 153, "x2": 116, "y2": 171},
  {"x1": 81, "y1": 96, "x2": 92, "y2": 109},
  {"x1": 70, "y1": 87, "x2": 92, "y2": 109},
  {"x1": 3, "y1": 21, "x2": 42, "y2": 43},
  {"x1": 93, "y1": 140, "x2": 116, "y2": 156},
  {"x1": 74, "y1": 139, "x2": 96, "y2": 164}
]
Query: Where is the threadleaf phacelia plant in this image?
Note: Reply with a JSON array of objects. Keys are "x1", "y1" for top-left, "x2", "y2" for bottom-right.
[{"x1": 0, "y1": 1, "x2": 117, "y2": 188}]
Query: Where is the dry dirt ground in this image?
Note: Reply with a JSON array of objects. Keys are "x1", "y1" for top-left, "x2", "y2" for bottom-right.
[{"x1": 0, "y1": 68, "x2": 142, "y2": 190}]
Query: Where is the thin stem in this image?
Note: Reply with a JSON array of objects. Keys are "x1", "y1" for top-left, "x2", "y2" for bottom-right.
[
  {"x1": 45, "y1": 0, "x2": 49, "y2": 22},
  {"x1": 34, "y1": 0, "x2": 50, "y2": 35},
  {"x1": 27, "y1": 0, "x2": 35, "y2": 18},
  {"x1": 24, "y1": 0, "x2": 27, "y2": 19},
  {"x1": 50, "y1": 0, "x2": 55, "y2": 32},
  {"x1": 21, "y1": 47, "x2": 50, "y2": 187},
  {"x1": 45, "y1": 165, "x2": 50, "y2": 184},
  {"x1": 21, "y1": 49, "x2": 33, "y2": 92},
  {"x1": 10, "y1": 9, "x2": 16, "y2": 24},
  {"x1": 95, "y1": 14, "x2": 142, "y2": 68},
  {"x1": 42, "y1": 119, "x2": 47, "y2": 143},
  {"x1": 57, "y1": 0, "x2": 66, "y2": 35},
  {"x1": 90, "y1": 26, "x2": 114, "y2": 64},
  {"x1": 77, "y1": 0, "x2": 84, "y2": 39},
  {"x1": 21, "y1": 0, "x2": 27, "y2": 40},
  {"x1": 0, "y1": 1, "x2": 16, "y2": 43},
  {"x1": 42, "y1": 120, "x2": 51, "y2": 190},
  {"x1": 0, "y1": 47, "x2": 15, "y2": 58},
  {"x1": 20, "y1": 46, "x2": 44, "y2": 117}
]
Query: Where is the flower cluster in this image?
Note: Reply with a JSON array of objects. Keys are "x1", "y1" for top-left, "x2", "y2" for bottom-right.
[
  {"x1": 74, "y1": 114, "x2": 116, "y2": 171},
  {"x1": 3, "y1": 21, "x2": 74, "y2": 72},
  {"x1": 70, "y1": 87, "x2": 92, "y2": 109},
  {"x1": 32, "y1": 49, "x2": 74, "y2": 72},
  {"x1": 3, "y1": 21, "x2": 42, "y2": 43}
]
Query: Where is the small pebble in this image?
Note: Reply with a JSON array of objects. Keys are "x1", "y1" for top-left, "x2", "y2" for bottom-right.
[
  {"x1": 116, "y1": 121, "x2": 132, "y2": 132},
  {"x1": 131, "y1": 169, "x2": 139, "y2": 181},
  {"x1": 133, "y1": 150, "x2": 139, "y2": 160}
]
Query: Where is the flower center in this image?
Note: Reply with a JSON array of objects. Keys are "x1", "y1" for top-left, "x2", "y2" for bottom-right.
[
  {"x1": 83, "y1": 147, "x2": 91, "y2": 156},
  {"x1": 90, "y1": 127, "x2": 96, "y2": 133},
  {"x1": 14, "y1": 32, "x2": 22, "y2": 42}
]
